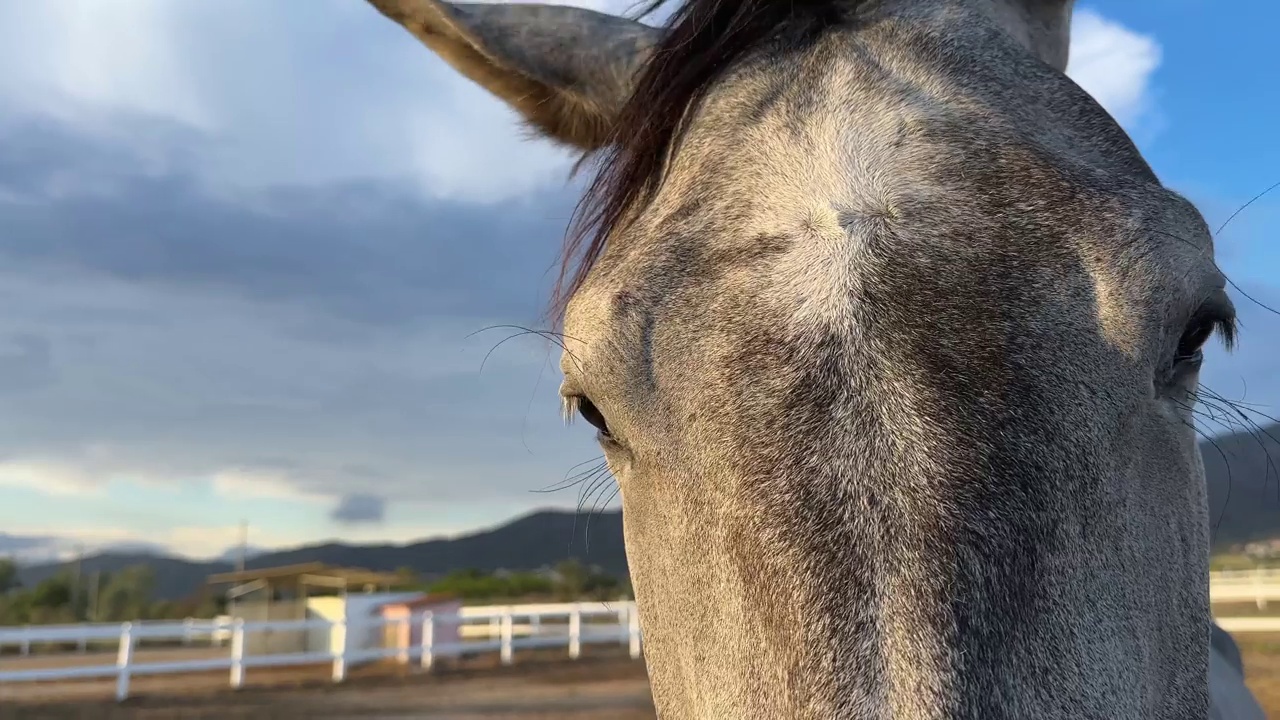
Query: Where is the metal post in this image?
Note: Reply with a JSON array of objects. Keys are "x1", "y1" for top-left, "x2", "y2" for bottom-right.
[
  {"x1": 420, "y1": 612, "x2": 435, "y2": 671},
  {"x1": 115, "y1": 623, "x2": 136, "y2": 702},
  {"x1": 19, "y1": 625, "x2": 29, "y2": 656},
  {"x1": 229, "y1": 619, "x2": 246, "y2": 689}
]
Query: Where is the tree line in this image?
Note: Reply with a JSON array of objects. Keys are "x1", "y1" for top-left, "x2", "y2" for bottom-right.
[
  {"x1": 411, "y1": 559, "x2": 631, "y2": 602},
  {"x1": 0, "y1": 556, "x2": 628, "y2": 627},
  {"x1": 0, "y1": 558, "x2": 223, "y2": 626}
]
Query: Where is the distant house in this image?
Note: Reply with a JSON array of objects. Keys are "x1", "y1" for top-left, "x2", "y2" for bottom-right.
[{"x1": 206, "y1": 562, "x2": 418, "y2": 658}]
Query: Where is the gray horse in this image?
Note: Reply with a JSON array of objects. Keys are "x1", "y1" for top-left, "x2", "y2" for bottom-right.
[{"x1": 361, "y1": 0, "x2": 1267, "y2": 717}]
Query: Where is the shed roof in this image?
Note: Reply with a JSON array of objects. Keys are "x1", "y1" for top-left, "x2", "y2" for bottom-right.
[{"x1": 207, "y1": 562, "x2": 406, "y2": 588}]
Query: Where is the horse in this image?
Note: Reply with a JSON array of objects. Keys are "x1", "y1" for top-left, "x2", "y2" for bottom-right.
[{"x1": 359, "y1": 1, "x2": 1267, "y2": 717}]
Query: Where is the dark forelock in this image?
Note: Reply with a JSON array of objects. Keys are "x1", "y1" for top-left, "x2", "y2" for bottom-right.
[{"x1": 553, "y1": 0, "x2": 854, "y2": 321}]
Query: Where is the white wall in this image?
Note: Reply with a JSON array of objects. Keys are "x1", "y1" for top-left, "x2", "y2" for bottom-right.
[
  {"x1": 304, "y1": 592, "x2": 425, "y2": 658},
  {"x1": 304, "y1": 596, "x2": 346, "y2": 655}
]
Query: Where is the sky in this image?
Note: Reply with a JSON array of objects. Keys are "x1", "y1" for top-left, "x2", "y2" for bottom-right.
[{"x1": 0, "y1": 0, "x2": 1276, "y2": 562}]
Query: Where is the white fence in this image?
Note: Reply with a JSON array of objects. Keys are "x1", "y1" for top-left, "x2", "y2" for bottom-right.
[
  {"x1": 0, "y1": 601, "x2": 642, "y2": 702},
  {"x1": 1210, "y1": 568, "x2": 1280, "y2": 608},
  {"x1": 5, "y1": 579, "x2": 1280, "y2": 704}
]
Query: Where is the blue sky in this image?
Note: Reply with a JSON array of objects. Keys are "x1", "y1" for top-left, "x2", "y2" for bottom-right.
[{"x1": 0, "y1": 0, "x2": 1276, "y2": 561}]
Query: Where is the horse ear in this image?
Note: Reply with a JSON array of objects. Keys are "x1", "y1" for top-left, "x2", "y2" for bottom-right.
[{"x1": 365, "y1": 0, "x2": 661, "y2": 151}]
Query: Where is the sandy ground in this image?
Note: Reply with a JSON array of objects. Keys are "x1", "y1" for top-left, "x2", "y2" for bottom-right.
[
  {"x1": 0, "y1": 646, "x2": 656, "y2": 719},
  {"x1": 1239, "y1": 633, "x2": 1280, "y2": 718},
  {"x1": 2, "y1": 626, "x2": 1279, "y2": 718}
]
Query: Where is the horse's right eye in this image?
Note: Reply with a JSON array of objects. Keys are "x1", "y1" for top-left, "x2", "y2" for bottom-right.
[{"x1": 572, "y1": 396, "x2": 611, "y2": 438}]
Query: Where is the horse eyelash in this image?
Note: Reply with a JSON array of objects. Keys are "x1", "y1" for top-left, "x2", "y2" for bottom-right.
[
  {"x1": 1212, "y1": 316, "x2": 1238, "y2": 352},
  {"x1": 562, "y1": 395, "x2": 582, "y2": 424}
]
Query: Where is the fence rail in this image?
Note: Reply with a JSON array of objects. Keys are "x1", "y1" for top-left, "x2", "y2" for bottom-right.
[
  {"x1": 0, "y1": 601, "x2": 642, "y2": 702},
  {"x1": 1211, "y1": 568, "x2": 1280, "y2": 584},
  {"x1": 1209, "y1": 569, "x2": 1280, "y2": 608}
]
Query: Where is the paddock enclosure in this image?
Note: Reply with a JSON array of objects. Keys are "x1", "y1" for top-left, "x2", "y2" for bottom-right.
[{"x1": 4, "y1": 579, "x2": 1280, "y2": 717}]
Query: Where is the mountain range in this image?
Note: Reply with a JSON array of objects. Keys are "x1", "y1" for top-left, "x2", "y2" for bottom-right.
[
  {"x1": 11, "y1": 421, "x2": 1280, "y2": 602},
  {"x1": 14, "y1": 509, "x2": 626, "y2": 601}
]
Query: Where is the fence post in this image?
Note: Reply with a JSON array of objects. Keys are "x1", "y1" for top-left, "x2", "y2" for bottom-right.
[
  {"x1": 420, "y1": 612, "x2": 435, "y2": 671},
  {"x1": 332, "y1": 618, "x2": 348, "y2": 683},
  {"x1": 115, "y1": 622, "x2": 136, "y2": 702},
  {"x1": 628, "y1": 602, "x2": 642, "y2": 659},
  {"x1": 229, "y1": 618, "x2": 246, "y2": 689},
  {"x1": 569, "y1": 606, "x2": 581, "y2": 660},
  {"x1": 499, "y1": 611, "x2": 514, "y2": 666},
  {"x1": 617, "y1": 606, "x2": 629, "y2": 647},
  {"x1": 182, "y1": 618, "x2": 194, "y2": 646},
  {"x1": 20, "y1": 625, "x2": 30, "y2": 656},
  {"x1": 78, "y1": 625, "x2": 88, "y2": 654}
]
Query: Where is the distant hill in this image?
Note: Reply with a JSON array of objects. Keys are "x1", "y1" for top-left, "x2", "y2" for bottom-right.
[
  {"x1": 1205, "y1": 421, "x2": 1280, "y2": 548},
  {"x1": 15, "y1": 422, "x2": 1280, "y2": 603},
  {"x1": 17, "y1": 509, "x2": 626, "y2": 602}
]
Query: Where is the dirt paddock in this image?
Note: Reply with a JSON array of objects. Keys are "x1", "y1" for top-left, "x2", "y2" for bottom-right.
[
  {"x1": 0, "y1": 647, "x2": 657, "y2": 720},
  {"x1": 3, "y1": 636, "x2": 1280, "y2": 718}
]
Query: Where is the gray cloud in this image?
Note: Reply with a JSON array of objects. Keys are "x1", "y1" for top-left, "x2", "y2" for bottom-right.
[
  {"x1": 0, "y1": 332, "x2": 56, "y2": 396},
  {"x1": 330, "y1": 493, "x2": 387, "y2": 525},
  {"x1": 0, "y1": 115, "x2": 603, "y2": 513},
  {"x1": 0, "y1": 118, "x2": 580, "y2": 327}
]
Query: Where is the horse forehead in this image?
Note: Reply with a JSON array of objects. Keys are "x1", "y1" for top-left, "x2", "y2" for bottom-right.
[
  {"x1": 563, "y1": 43, "x2": 1211, "y2": 363},
  {"x1": 567, "y1": 190, "x2": 1207, "y2": 395},
  {"x1": 579, "y1": 129, "x2": 1168, "y2": 303}
]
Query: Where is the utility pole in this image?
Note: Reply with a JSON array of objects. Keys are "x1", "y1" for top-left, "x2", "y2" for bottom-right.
[
  {"x1": 88, "y1": 570, "x2": 101, "y2": 622},
  {"x1": 236, "y1": 520, "x2": 249, "y2": 573},
  {"x1": 70, "y1": 544, "x2": 83, "y2": 621}
]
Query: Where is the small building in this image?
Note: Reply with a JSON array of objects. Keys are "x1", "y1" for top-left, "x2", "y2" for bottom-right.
[{"x1": 207, "y1": 563, "x2": 413, "y2": 657}]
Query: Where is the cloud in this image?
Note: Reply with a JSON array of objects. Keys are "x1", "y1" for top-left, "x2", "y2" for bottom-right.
[
  {"x1": 0, "y1": 524, "x2": 299, "y2": 564},
  {"x1": 330, "y1": 494, "x2": 388, "y2": 525},
  {"x1": 0, "y1": 115, "x2": 601, "y2": 526},
  {"x1": 0, "y1": 333, "x2": 57, "y2": 395},
  {"x1": 0, "y1": 0, "x2": 610, "y2": 201},
  {"x1": 0, "y1": 459, "x2": 107, "y2": 498},
  {"x1": 0, "y1": 0, "x2": 1164, "y2": 197},
  {"x1": 1066, "y1": 8, "x2": 1163, "y2": 130},
  {"x1": 0, "y1": 0, "x2": 208, "y2": 129},
  {"x1": 210, "y1": 470, "x2": 331, "y2": 505}
]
